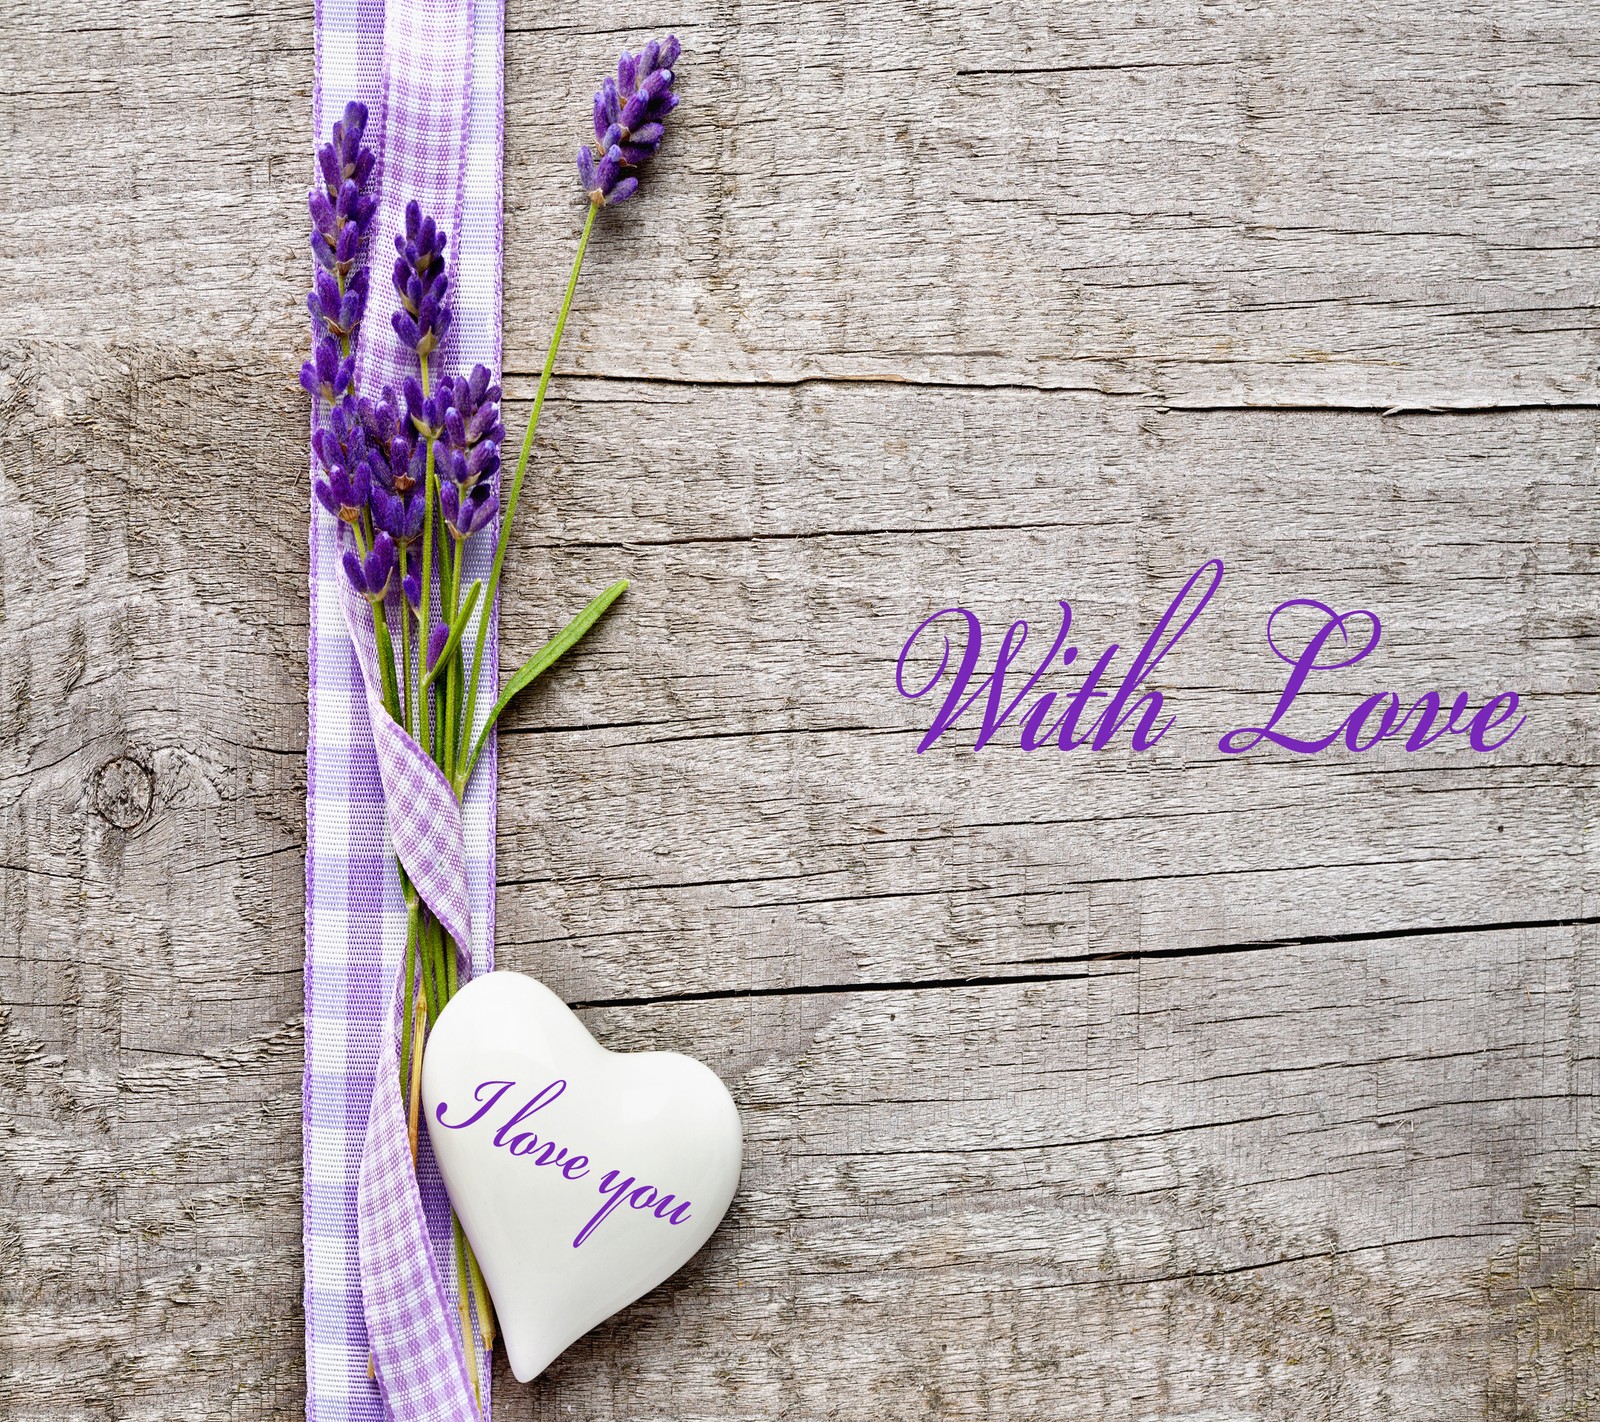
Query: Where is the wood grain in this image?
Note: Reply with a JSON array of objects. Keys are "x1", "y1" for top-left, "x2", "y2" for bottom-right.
[{"x1": 0, "y1": 0, "x2": 1595, "y2": 1417}]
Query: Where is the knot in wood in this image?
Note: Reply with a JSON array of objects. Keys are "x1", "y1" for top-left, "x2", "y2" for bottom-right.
[{"x1": 93, "y1": 756, "x2": 153, "y2": 830}]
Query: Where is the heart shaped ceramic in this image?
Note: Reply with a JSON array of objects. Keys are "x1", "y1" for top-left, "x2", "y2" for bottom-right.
[{"x1": 422, "y1": 971, "x2": 742, "y2": 1382}]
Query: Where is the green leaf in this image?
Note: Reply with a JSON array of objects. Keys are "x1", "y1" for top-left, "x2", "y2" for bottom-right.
[{"x1": 456, "y1": 578, "x2": 629, "y2": 793}]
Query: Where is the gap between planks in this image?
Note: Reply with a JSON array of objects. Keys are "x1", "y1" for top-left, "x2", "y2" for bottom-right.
[{"x1": 560, "y1": 912, "x2": 1600, "y2": 1012}]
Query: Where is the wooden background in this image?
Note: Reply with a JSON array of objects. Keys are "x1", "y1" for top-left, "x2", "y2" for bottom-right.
[{"x1": 2, "y1": 0, "x2": 1596, "y2": 1417}]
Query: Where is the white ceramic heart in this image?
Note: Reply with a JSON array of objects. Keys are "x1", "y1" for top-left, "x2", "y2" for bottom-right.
[{"x1": 421, "y1": 970, "x2": 742, "y2": 1382}]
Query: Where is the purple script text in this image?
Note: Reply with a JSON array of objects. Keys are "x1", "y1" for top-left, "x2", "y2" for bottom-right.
[
  {"x1": 435, "y1": 1077, "x2": 696, "y2": 1248},
  {"x1": 895, "y1": 561, "x2": 1526, "y2": 756}
]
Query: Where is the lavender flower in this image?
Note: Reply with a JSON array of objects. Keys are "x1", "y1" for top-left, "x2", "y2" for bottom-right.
[
  {"x1": 308, "y1": 102, "x2": 377, "y2": 304},
  {"x1": 343, "y1": 531, "x2": 396, "y2": 602},
  {"x1": 361, "y1": 391, "x2": 424, "y2": 493},
  {"x1": 436, "y1": 365, "x2": 504, "y2": 491},
  {"x1": 309, "y1": 371, "x2": 369, "y2": 527},
  {"x1": 425, "y1": 623, "x2": 451, "y2": 675},
  {"x1": 578, "y1": 36, "x2": 681, "y2": 205},
  {"x1": 440, "y1": 479, "x2": 499, "y2": 540},
  {"x1": 313, "y1": 104, "x2": 377, "y2": 234},
  {"x1": 401, "y1": 376, "x2": 447, "y2": 442},
  {"x1": 392, "y1": 201, "x2": 452, "y2": 358},
  {"x1": 305, "y1": 101, "x2": 393, "y2": 612},
  {"x1": 372, "y1": 485, "x2": 426, "y2": 549},
  {"x1": 301, "y1": 334, "x2": 358, "y2": 405},
  {"x1": 315, "y1": 458, "x2": 371, "y2": 524},
  {"x1": 314, "y1": 397, "x2": 363, "y2": 461},
  {"x1": 309, "y1": 267, "x2": 370, "y2": 344}
]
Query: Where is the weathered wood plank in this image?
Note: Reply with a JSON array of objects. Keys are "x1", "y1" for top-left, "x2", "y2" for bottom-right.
[
  {"x1": 487, "y1": 380, "x2": 1597, "y2": 1002},
  {"x1": 520, "y1": 921, "x2": 1599, "y2": 1422},
  {"x1": 510, "y1": 0, "x2": 1600, "y2": 406},
  {"x1": 4, "y1": 3, "x2": 1600, "y2": 405}
]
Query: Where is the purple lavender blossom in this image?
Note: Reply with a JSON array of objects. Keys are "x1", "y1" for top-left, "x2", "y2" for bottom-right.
[
  {"x1": 343, "y1": 532, "x2": 397, "y2": 602},
  {"x1": 315, "y1": 459, "x2": 372, "y2": 524},
  {"x1": 392, "y1": 201, "x2": 452, "y2": 358},
  {"x1": 305, "y1": 102, "x2": 387, "y2": 604},
  {"x1": 313, "y1": 103, "x2": 377, "y2": 242},
  {"x1": 440, "y1": 479, "x2": 498, "y2": 540},
  {"x1": 425, "y1": 622, "x2": 451, "y2": 674},
  {"x1": 436, "y1": 365, "x2": 504, "y2": 491},
  {"x1": 312, "y1": 398, "x2": 366, "y2": 467},
  {"x1": 361, "y1": 391, "x2": 424, "y2": 494},
  {"x1": 310, "y1": 403, "x2": 375, "y2": 526},
  {"x1": 307, "y1": 102, "x2": 377, "y2": 324},
  {"x1": 301, "y1": 334, "x2": 357, "y2": 405},
  {"x1": 371, "y1": 485, "x2": 426, "y2": 549},
  {"x1": 578, "y1": 36, "x2": 681, "y2": 205},
  {"x1": 401, "y1": 376, "x2": 447, "y2": 442},
  {"x1": 309, "y1": 267, "x2": 371, "y2": 344}
]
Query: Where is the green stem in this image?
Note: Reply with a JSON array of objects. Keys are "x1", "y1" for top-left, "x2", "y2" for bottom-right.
[
  {"x1": 436, "y1": 924, "x2": 450, "y2": 1025},
  {"x1": 421, "y1": 582, "x2": 483, "y2": 694},
  {"x1": 419, "y1": 582, "x2": 480, "y2": 700},
  {"x1": 460, "y1": 202, "x2": 599, "y2": 774},
  {"x1": 342, "y1": 504, "x2": 400, "y2": 720},
  {"x1": 444, "y1": 540, "x2": 465, "y2": 782},
  {"x1": 398, "y1": 898, "x2": 418, "y2": 1099},
  {"x1": 463, "y1": 1239, "x2": 496, "y2": 1348},
  {"x1": 371, "y1": 604, "x2": 402, "y2": 722},
  {"x1": 439, "y1": 497, "x2": 458, "y2": 624},
  {"x1": 398, "y1": 545, "x2": 415, "y2": 738},
  {"x1": 419, "y1": 909, "x2": 443, "y2": 1033},
  {"x1": 451, "y1": 1218, "x2": 482, "y2": 1411},
  {"x1": 417, "y1": 351, "x2": 437, "y2": 751},
  {"x1": 428, "y1": 513, "x2": 448, "y2": 771}
]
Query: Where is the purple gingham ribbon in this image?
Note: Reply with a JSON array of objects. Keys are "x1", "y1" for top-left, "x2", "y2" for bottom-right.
[
  {"x1": 341, "y1": 592, "x2": 474, "y2": 952},
  {"x1": 306, "y1": 0, "x2": 503, "y2": 1414}
]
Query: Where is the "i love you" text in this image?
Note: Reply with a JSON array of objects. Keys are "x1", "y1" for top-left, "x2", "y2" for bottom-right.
[{"x1": 435, "y1": 1078, "x2": 696, "y2": 1249}]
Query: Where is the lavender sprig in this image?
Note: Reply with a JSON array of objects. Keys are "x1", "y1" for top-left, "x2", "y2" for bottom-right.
[
  {"x1": 392, "y1": 200, "x2": 452, "y2": 358},
  {"x1": 302, "y1": 102, "x2": 377, "y2": 407},
  {"x1": 454, "y1": 36, "x2": 682, "y2": 788},
  {"x1": 311, "y1": 102, "x2": 378, "y2": 270},
  {"x1": 304, "y1": 102, "x2": 387, "y2": 607},
  {"x1": 577, "y1": 35, "x2": 681, "y2": 205}
]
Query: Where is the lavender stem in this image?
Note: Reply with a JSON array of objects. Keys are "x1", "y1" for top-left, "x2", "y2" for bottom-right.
[{"x1": 459, "y1": 200, "x2": 598, "y2": 776}]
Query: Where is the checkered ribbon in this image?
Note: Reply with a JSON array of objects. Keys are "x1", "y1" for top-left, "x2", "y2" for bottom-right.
[
  {"x1": 341, "y1": 593, "x2": 474, "y2": 951},
  {"x1": 306, "y1": 0, "x2": 503, "y2": 1416}
]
